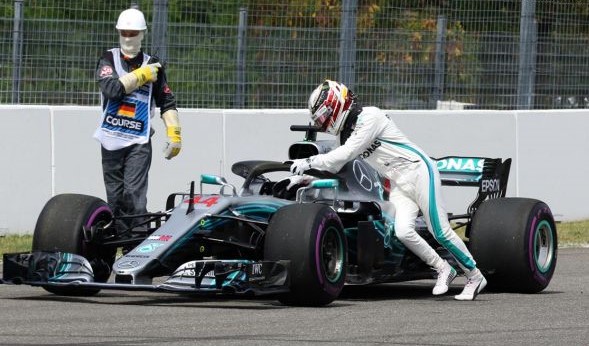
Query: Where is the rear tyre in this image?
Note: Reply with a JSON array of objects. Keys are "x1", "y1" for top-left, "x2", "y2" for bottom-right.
[
  {"x1": 264, "y1": 203, "x2": 346, "y2": 306},
  {"x1": 469, "y1": 198, "x2": 557, "y2": 293},
  {"x1": 32, "y1": 194, "x2": 116, "y2": 296}
]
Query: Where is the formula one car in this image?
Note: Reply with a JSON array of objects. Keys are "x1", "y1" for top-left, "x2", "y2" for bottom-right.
[{"x1": 1, "y1": 125, "x2": 557, "y2": 306}]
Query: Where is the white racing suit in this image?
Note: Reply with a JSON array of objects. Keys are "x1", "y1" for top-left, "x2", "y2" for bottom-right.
[{"x1": 306, "y1": 107, "x2": 477, "y2": 273}]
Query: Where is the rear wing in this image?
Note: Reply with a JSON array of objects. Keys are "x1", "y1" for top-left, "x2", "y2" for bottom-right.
[{"x1": 434, "y1": 156, "x2": 511, "y2": 215}]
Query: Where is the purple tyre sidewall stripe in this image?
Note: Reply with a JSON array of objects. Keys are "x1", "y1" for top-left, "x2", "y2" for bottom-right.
[
  {"x1": 85, "y1": 205, "x2": 112, "y2": 228},
  {"x1": 84, "y1": 205, "x2": 113, "y2": 252},
  {"x1": 315, "y1": 217, "x2": 327, "y2": 286}
]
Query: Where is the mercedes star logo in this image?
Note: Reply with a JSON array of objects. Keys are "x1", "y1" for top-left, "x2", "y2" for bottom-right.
[{"x1": 353, "y1": 160, "x2": 373, "y2": 191}]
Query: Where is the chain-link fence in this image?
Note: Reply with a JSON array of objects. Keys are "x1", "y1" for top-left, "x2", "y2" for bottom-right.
[{"x1": 1, "y1": 0, "x2": 588, "y2": 109}]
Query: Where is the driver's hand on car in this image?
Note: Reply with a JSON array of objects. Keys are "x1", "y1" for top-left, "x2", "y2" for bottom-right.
[
  {"x1": 285, "y1": 174, "x2": 315, "y2": 189},
  {"x1": 289, "y1": 158, "x2": 312, "y2": 175},
  {"x1": 273, "y1": 174, "x2": 315, "y2": 200}
]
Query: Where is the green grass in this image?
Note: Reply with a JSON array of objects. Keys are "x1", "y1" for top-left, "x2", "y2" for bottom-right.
[
  {"x1": 556, "y1": 219, "x2": 589, "y2": 247},
  {"x1": 0, "y1": 235, "x2": 34, "y2": 255},
  {"x1": 0, "y1": 220, "x2": 587, "y2": 256}
]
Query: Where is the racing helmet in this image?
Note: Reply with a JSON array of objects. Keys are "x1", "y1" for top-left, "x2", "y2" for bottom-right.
[
  {"x1": 308, "y1": 80, "x2": 354, "y2": 136},
  {"x1": 116, "y1": 8, "x2": 147, "y2": 31}
]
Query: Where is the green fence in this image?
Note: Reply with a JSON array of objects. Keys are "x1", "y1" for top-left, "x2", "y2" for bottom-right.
[{"x1": 1, "y1": 0, "x2": 588, "y2": 109}]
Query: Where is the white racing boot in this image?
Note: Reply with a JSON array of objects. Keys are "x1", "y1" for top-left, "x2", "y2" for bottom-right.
[
  {"x1": 433, "y1": 260, "x2": 457, "y2": 295},
  {"x1": 455, "y1": 268, "x2": 487, "y2": 301}
]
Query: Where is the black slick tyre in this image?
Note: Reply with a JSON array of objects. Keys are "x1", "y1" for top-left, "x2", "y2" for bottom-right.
[
  {"x1": 264, "y1": 203, "x2": 346, "y2": 306},
  {"x1": 469, "y1": 198, "x2": 557, "y2": 293},
  {"x1": 32, "y1": 194, "x2": 116, "y2": 296}
]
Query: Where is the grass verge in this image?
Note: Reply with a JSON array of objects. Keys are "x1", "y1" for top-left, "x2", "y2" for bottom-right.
[
  {"x1": 0, "y1": 220, "x2": 587, "y2": 256},
  {"x1": 555, "y1": 219, "x2": 589, "y2": 247},
  {"x1": 0, "y1": 235, "x2": 34, "y2": 255}
]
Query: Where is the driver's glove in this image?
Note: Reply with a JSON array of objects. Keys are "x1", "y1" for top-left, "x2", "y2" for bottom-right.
[
  {"x1": 273, "y1": 174, "x2": 316, "y2": 199},
  {"x1": 290, "y1": 158, "x2": 312, "y2": 175},
  {"x1": 286, "y1": 174, "x2": 315, "y2": 189}
]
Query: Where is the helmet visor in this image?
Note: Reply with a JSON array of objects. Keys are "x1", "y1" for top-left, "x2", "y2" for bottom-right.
[
  {"x1": 119, "y1": 30, "x2": 141, "y2": 37},
  {"x1": 312, "y1": 104, "x2": 333, "y2": 131}
]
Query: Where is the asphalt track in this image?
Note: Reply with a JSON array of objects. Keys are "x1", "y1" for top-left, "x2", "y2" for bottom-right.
[{"x1": 0, "y1": 247, "x2": 587, "y2": 346}]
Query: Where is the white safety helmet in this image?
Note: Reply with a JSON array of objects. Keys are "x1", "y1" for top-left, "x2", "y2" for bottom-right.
[
  {"x1": 116, "y1": 8, "x2": 146, "y2": 58},
  {"x1": 116, "y1": 8, "x2": 147, "y2": 31},
  {"x1": 308, "y1": 80, "x2": 354, "y2": 136}
]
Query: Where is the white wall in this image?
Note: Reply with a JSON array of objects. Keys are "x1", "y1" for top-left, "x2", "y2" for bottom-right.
[{"x1": 1, "y1": 105, "x2": 587, "y2": 234}]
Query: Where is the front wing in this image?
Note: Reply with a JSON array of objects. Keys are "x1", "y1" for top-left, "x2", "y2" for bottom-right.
[{"x1": 1, "y1": 251, "x2": 290, "y2": 296}]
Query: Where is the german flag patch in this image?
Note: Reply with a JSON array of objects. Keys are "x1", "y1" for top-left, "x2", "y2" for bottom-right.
[{"x1": 117, "y1": 101, "x2": 136, "y2": 118}]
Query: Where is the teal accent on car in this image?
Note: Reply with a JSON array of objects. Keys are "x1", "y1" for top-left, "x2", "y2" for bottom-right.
[
  {"x1": 375, "y1": 213, "x2": 405, "y2": 256},
  {"x1": 201, "y1": 174, "x2": 223, "y2": 185},
  {"x1": 436, "y1": 157, "x2": 484, "y2": 173},
  {"x1": 223, "y1": 269, "x2": 245, "y2": 287},
  {"x1": 311, "y1": 179, "x2": 339, "y2": 189},
  {"x1": 53, "y1": 253, "x2": 71, "y2": 280}
]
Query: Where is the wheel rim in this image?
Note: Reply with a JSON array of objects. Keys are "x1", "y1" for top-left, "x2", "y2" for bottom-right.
[
  {"x1": 534, "y1": 220, "x2": 554, "y2": 273},
  {"x1": 321, "y1": 226, "x2": 344, "y2": 283}
]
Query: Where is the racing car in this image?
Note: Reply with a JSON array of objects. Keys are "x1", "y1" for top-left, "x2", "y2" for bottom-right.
[{"x1": 1, "y1": 125, "x2": 557, "y2": 306}]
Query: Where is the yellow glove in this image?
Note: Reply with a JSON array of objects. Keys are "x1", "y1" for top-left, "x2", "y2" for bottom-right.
[
  {"x1": 164, "y1": 126, "x2": 182, "y2": 160},
  {"x1": 162, "y1": 109, "x2": 181, "y2": 160},
  {"x1": 119, "y1": 63, "x2": 161, "y2": 93},
  {"x1": 132, "y1": 63, "x2": 161, "y2": 85}
]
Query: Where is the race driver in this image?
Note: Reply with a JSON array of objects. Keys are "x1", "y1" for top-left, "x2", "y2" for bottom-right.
[
  {"x1": 94, "y1": 8, "x2": 181, "y2": 232},
  {"x1": 290, "y1": 80, "x2": 487, "y2": 300}
]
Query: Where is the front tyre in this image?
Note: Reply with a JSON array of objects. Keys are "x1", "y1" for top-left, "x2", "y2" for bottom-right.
[
  {"x1": 469, "y1": 198, "x2": 557, "y2": 293},
  {"x1": 264, "y1": 203, "x2": 346, "y2": 306},
  {"x1": 32, "y1": 194, "x2": 116, "y2": 296}
]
